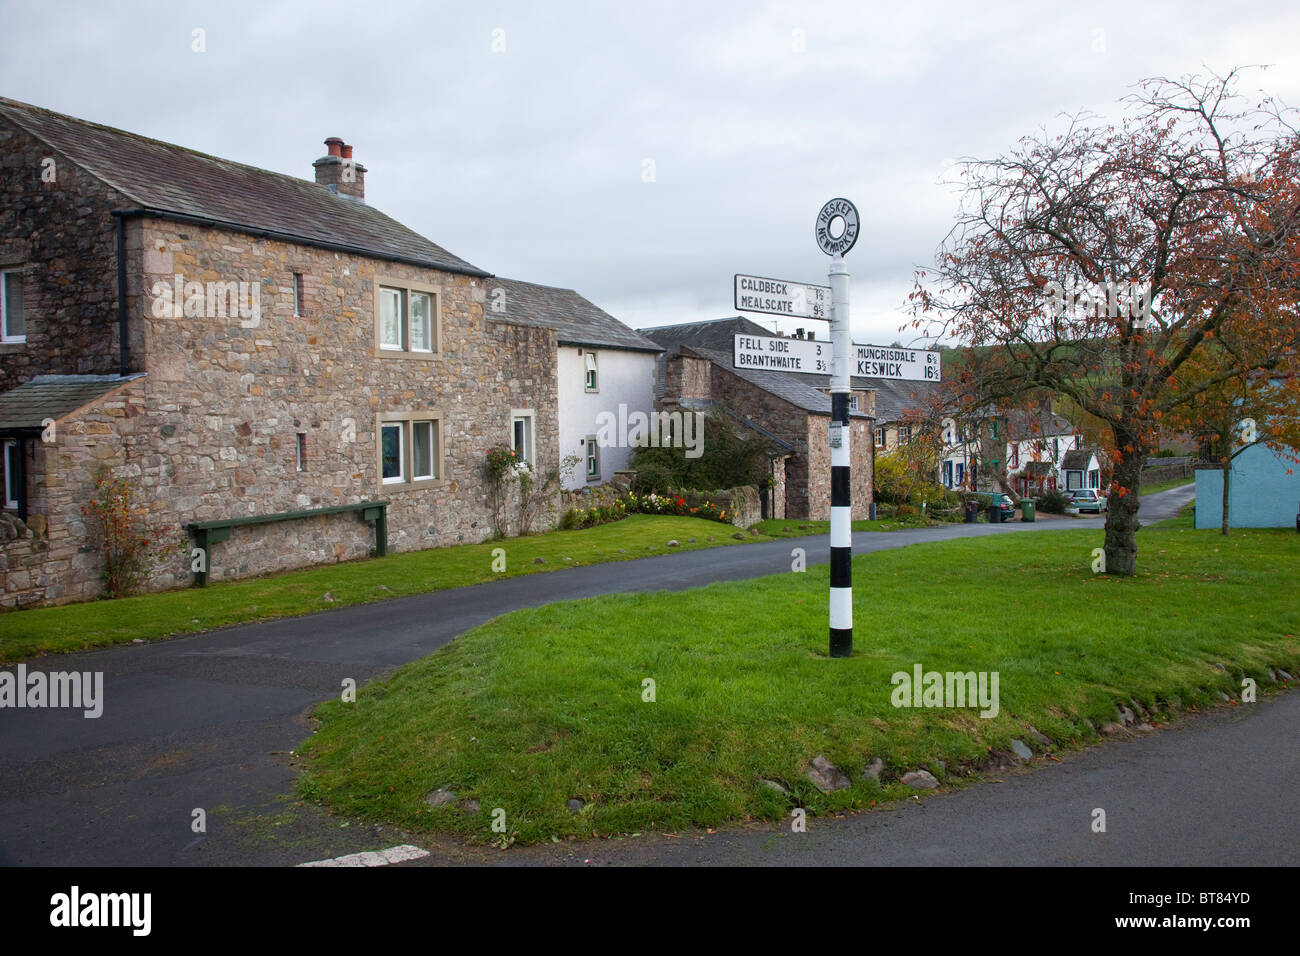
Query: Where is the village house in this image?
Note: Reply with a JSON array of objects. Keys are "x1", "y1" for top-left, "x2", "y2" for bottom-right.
[
  {"x1": 643, "y1": 317, "x2": 874, "y2": 521},
  {"x1": 0, "y1": 97, "x2": 557, "y2": 607},
  {"x1": 490, "y1": 278, "x2": 661, "y2": 489}
]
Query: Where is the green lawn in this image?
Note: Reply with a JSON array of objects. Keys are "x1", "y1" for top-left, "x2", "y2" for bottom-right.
[
  {"x1": 751, "y1": 516, "x2": 949, "y2": 538},
  {"x1": 297, "y1": 524, "x2": 1300, "y2": 845},
  {"x1": 1140, "y1": 476, "x2": 1195, "y2": 495},
  {"x1": 0, "y1": 515, "x2": 768, "y2": 663}
]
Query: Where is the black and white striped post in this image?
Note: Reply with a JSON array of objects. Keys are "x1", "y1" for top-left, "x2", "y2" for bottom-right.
[{"x1": 815, "y1": 199, "x2": 859, "y2": 658}]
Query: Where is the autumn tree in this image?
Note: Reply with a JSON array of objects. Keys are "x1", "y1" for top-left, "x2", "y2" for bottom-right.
[{"x1": 910, "y1": 68, "x2": 1300, "y2": 575}]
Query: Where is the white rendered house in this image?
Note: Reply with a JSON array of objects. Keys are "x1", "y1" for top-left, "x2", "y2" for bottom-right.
[{"x1": 494, "y1": 279, "x2": 661, "y2": 489}]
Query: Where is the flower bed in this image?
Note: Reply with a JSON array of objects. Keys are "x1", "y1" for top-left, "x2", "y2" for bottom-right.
[{"x1": 560, "y1": 492, "x2": 731, "y2": 530}]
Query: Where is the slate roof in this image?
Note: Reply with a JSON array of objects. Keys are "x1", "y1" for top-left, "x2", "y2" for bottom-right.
[
  {"x1": 492, "y1": 278, "x2": 661, "y2": 352},
  {"x1": 0, "y1": 374, "x2": 142, "y2": 430},
  {"x1": 999, "y1": 407, "x2": 1076, "y2": 439},
  {"x1": 0, "y1": 97, "x2": 488, "y2": 276},
  {"x1": 641, "y1": 316, "x2": 774, "y2": 353},
  {"x1": 1061, "y1": 448, "x2": 1097, "y2": 471}
]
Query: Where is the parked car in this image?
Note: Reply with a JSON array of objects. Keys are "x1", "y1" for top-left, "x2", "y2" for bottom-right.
[
  {"x1": 1066, "y1": 488, "x2": 1108, "y2": 514},
  {"x1": 967, "y1": 491, "x2": 1016, "y2": 519}
]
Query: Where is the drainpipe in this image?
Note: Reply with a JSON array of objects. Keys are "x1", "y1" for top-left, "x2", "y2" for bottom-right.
[{"x1": 116, "y1": 214, "x2": 129, "y2": 376}]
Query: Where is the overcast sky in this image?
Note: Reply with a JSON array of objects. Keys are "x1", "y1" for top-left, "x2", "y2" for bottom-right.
[{"x1": 3, "y1": 0, "x2": 1298, "y2": 346}]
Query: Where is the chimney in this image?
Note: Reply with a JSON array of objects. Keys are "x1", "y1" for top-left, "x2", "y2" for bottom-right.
[{"x1": 313, "y1": 137, "x2": 366, "y2": 201}]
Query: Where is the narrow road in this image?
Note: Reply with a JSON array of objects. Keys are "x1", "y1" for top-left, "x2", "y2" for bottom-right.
[{"x1": 1, "y1": 484, "x2": 1230, "y2": 867}]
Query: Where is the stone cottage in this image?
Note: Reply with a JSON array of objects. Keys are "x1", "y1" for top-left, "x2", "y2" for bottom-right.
[
  {"x1": 0, "y1": 97, "x2": 556, "y2": 607},
  {"x1": 644, "y1": 317, "x2": 874, "y2": 521}
]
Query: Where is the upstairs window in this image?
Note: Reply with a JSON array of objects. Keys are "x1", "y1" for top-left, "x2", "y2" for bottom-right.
[
  {"x1": 584, "y1": 350, "x2": 598, "y2": 391},
  {"x1": 376, "y1": 280, "x2": 438, "y2": 356},
  {"x1": 2, "y1": 270, "x2": 24, "y2": 343},
  {"x1": 874, "y1": 427, "x2": 886, "y2": 448},
  {"x1": 898, "y1": 425, "x2": 911, "y2": 444}
]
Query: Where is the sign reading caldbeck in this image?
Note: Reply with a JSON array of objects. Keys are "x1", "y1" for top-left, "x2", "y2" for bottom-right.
[{"x1": 733, "y1": 274, "x2": 830, "y2": 320}]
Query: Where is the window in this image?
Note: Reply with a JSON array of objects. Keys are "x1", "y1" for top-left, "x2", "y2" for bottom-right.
[
  {"x1": 584, "y1": 350, "x2": 598, "y2": 391},
  {"x1": 1051, "y1": 438, "x2": 1060, "y2": 461},
  {"x1": 2, "y1": 270, "x2": 24, "y2": 343},
  {"x1": 296, "y1": 433, "x2": 306, "y2": 472},
  {"x1": 381, "y1": 423, "x2": 404, "y2": 483},
  {"x1": 293, "y1": 273, "x2": 304, "y2": 317},
  {"x1": 585, "y1": 434, "x2": 600, "y2": 481},
  {"x1": 3, "y1": 440, "x2": 19, "y2": 509},
  {"x1": 898, "y1": 425, "x2": 911, "y2": 444},
  {"x1": 1009, "y1": 444, "x2": 1020, "y2": 468},
  {"x1": 412, "y1": 421, "x2": 435, "y2": 480},
  {"x1": 375, "y1": 279, "x2": 439, "y2": 356},
  {"x1": 874, "y1": 427, "x2": 886, "y2": 448},
  {"x1": 377, "y1": 413, "x2": 442, "y2": 488},
  {"x1": 511, "y1": 410, "x2": 535, "y2": 466},
  {"x1": 849, "y1": 394, "x2": 859, "y2": 412}
]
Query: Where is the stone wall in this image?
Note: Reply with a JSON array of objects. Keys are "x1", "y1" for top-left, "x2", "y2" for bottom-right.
[
  {"x1": 1141, "y1": 457, "x2": 1193, "y2": 485},
  {"x1": 0, "y1": 117, "x2": 135, "y2": 391},
  {"x1": 2, "y1": 209, "x2": 560, "y2": 606},
  {"x1": 803, "y1": 415, "x2": 874, "y2": 521}
]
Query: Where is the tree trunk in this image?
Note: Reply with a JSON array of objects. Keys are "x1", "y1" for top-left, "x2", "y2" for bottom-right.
[
  {"x1": 1220, "y1": 459, "x2": 1231, "y2": 537},
  {"x1": 1102, "y1": 428, "x2": 1144, "y2": 577}
]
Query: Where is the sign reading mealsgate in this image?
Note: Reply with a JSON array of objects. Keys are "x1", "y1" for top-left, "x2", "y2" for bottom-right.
[
  {"x1": 733, "y1": 274, "x2": 830, "y2": 320},
  {"x1": 733, "y1": 334, "x2": 941, "y2": 382}
]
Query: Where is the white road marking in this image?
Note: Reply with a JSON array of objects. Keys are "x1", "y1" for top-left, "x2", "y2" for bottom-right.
[{"x1": 296, "y1": 844, "x2": 430, "y2": 867}]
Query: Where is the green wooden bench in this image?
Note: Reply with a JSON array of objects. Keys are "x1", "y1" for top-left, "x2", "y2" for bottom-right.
[{"x1": 186, "y1": 500, "x2": 389, "y2": 586}]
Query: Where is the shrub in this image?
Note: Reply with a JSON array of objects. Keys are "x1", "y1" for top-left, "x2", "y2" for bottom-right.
[
  {"x1": 1038, "y1": 489, "x2": 1071, "y2": 514},
  {"x1": 81, "y1": 468, "x2": 181, "y2": 598}
]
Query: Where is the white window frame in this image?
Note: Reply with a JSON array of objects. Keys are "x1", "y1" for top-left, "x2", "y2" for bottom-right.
[
  {"x1": 412, "y1": 420, "x2": 436, "y2": 481},
  {"x1": 2, "y1": 269, "x2": 25, "y2": 344},
  {"x1": 584, "y1": 350, "x2": 598, "y2": 392},
  {"x1": 380, "y1": 422, "x2": 405, "y2": 484},
  {"x1": 511, "y1": 409, "x2": 535, "y2": 467},
  {"x1": 585, "y1": 434, "x2": 600, "y2": 481},
  {"x1": 898, "y1": 425, "x2": 911, "y2": 444},
  {"x1": 3, "y1": 440, "x2": 19, "y2": 509},
  {"x1": 874, "y1": 427, "x2": 886, "y2": 448},
  {"x1": 375, "y1": 278, "x2": 441, "y2": 358}
]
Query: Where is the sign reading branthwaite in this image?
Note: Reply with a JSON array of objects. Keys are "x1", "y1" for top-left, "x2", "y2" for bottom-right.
[
  {"x1": 733, "y1": 333, "x2": 829, "y2": 372},
  {"x1": 733, "y1": 334, "x2": 940, "y2": 381}
]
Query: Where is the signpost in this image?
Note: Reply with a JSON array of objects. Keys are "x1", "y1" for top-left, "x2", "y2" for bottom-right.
[
  {"x1": 817, "y1": 198, "x2": 857, "y2": 659},
  {"x1": 733, "y1": 274, "x2": 831, "y2": 320}
]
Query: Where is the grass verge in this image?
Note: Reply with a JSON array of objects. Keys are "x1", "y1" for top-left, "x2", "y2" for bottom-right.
[
  {"x1": 0, "y1": 515, "x2": 768, "y2": 663},
  {"x1": 1140, "y1": 476, "x2": 1195, "y2": 495},
  {"x1": 297, "y1": 524, "x2": 1300, "y2": 845}
]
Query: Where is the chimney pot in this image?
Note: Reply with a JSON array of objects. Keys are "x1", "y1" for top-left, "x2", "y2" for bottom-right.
[
  {"x1": 324, "y1": 137, "x2": 343, "y2": 157},
  {"x1": 341, "y1": 144, "x2": 353, "y2": 159}
]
